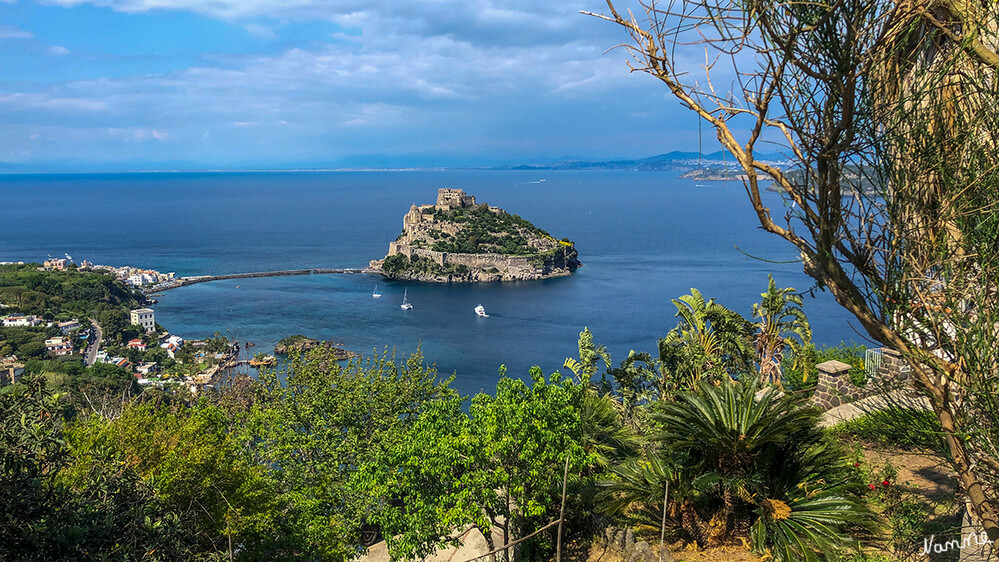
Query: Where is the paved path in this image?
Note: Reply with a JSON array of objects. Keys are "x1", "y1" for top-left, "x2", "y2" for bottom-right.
[
  {"x1": 819, "y1": 390, "x2": 931, "y2": 428},
  {"x1": 357, "y1": 525, "x2": 507, "y2": 562}
]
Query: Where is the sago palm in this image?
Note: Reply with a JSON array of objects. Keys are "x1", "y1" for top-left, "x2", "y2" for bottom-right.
[
  {"x1": 652, "y1": 378, "x2": 870, "y2": 558},
  {"x1": 596, "y1": 454, "x2": 711, "y2": 545},
  {"x1": 579, "y1": 391, "x2": 641, "y2": 472},
  {"x1": 751, "y1": 440, "x2": 872, "y2": 561}
]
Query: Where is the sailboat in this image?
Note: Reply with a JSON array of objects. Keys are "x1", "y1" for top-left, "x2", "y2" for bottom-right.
[
  {"x1": 474, "y1": 304, "x2": 488, "y2": 317},
  {"x1": 400, "y1": 288, "x2": 413, "y2": 310},
  {"x1": 372, "y1": 285, "x2": 381, "y2": 298}
]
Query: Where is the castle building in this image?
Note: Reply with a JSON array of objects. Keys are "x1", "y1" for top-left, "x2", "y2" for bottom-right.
[{"x1": 435, "y1": 188, "x2": 476, "y2": 210}]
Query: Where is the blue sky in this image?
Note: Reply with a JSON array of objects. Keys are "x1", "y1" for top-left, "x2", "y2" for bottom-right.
[{"x1": 0, "y1": 0, "x2": 714, "y2": 170}]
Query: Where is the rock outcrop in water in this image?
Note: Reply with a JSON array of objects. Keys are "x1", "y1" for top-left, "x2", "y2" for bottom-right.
[
  {"x1": 369, "y1": 189, "x2": 580, "y2": 283},
  {"x1": 274, "y1": 335, "x2": 357, "y2": 360}
]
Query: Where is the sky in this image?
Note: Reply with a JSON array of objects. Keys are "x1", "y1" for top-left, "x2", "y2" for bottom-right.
[{"x1": 0, "y1": 0, "x2": 715, "y2": 170}]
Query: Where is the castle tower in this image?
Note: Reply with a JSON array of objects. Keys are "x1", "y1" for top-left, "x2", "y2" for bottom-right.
[
  {"x1": 403, "y1": 204, "x2": 422, "y2": 229},
  {"x1": 436, "y1": 188, "x2": 476, "y2": 210}
]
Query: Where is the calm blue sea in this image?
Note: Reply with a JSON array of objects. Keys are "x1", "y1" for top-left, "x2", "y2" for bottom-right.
[{"x1": 0, "y1": 170, "x2": 870, "y2": 396}]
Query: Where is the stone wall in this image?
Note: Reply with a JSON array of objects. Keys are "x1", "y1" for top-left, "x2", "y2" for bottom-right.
[
  {"x1": 878, "y1": 348, "x2": 910, "y2": 383},
  {"x1": 602, "y1": 526, "x2": 673, "y2": 562},
  {"x1": 808, "y1": 348, "x2": 912, "y2": 410},
  {"x1": 386, "y1": 244, "x2": 574, "y2": 275},
  {"x1": 444, "y1": 252, "x2": 533, "y2": 271},
  {"x1": 809, "y1": 360, "x2": 870, "y2": 410}
]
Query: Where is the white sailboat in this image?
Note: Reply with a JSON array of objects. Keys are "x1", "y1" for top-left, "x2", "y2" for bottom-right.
[
  {"x1": 474, "y1": 304, "x2": 488, "y2": 317},
  {"x1": 400, "y1": 288, "x2": 413, "y2": 310},
  {"x1": 372, "y1": 285, "x2": 381, "y2": 298}
]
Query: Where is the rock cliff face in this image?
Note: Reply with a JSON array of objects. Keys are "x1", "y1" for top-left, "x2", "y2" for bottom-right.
[{"x1": 369, "y1": 189, "x2": 580, "y2": 283}]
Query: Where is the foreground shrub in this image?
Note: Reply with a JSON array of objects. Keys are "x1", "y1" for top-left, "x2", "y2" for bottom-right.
[{"x1": 603, "y1": 378, "x2": 873, "y2": 561}]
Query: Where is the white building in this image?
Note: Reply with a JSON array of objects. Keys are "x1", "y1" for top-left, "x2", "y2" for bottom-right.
[
  {"x1": 130, "y1": 308, "x2": 156, "y2": 333},
  {"x1": 57, "y1": 319, "x2": 81, "y2": 334},
  {"x1": 42, "y1": 258, "x2": 67, "y2": 270},
  {"x1": 136, "y1": 362, "x2": 158, "y2": 376},
  {"x1": 44, "y1": 336, "x2": 74, "y2": 356},
  {"x1": 1, "y1": 315, "x2": 41, "y2": 327},
  {"x1": 126, "y1": 338, "x2": 148, "y2": 351}
]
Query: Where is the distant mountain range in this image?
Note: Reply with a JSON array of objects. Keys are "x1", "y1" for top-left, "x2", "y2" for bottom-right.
[
  {"x1": 502, "y1": 151, "x2": 792, "y2": 171},
  {"x1": 0, "y1": 151, "x2": 795, "y2": 174}
]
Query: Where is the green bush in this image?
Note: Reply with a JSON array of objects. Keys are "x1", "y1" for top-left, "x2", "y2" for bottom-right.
[
  {"x1": 632, "y1": 378, "x2": 873, "y2": 560},
  {"x1": 784, "y1": 342, "x2": 868, "y2": 393},
  {"x1": 405, "y1": 205, "x2": 551, "y2": 256},
  {"x1": 830, "y1": 408, "x2": 946, "y2": 453}
]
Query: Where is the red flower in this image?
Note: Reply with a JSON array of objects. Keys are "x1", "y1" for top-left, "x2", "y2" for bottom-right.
[
  {"x1": 882, "y1": 480, "x2": 891, "y2": 487},
  {"x1": 854, "y1": 463, "x2": 861, "y2": 467},
  {"x1": 868, "y1": 484, "x2": 876, "y2": 490}
]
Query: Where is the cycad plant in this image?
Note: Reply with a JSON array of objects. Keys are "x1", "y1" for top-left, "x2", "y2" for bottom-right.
[
  {"x1": 648, "y1": 378, "x2": 871, "y2": 559},
  {"x1": 752, "y1": 275, "x2": 812, "y2": 386},
  {"x1": 580, "y1": 391, "x2": 641, "y2": 472}
]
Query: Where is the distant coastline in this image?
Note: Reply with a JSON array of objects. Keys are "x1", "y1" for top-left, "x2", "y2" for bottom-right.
[{"x1": 0, "y1": 151, "x2": 793, "y2": 175}]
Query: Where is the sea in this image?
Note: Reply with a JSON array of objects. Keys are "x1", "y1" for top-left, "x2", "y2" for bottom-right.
[{"x1": 0, "y1": 170, "x2": 870, "y2": 397}]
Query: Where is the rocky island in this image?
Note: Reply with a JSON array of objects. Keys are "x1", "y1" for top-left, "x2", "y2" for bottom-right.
[
  {"x1": 369, "y1": 189, "x2": 580, "y2": 282},
  {"x1": 274, "y1": 335, "x2": 357, "y2": 360}
]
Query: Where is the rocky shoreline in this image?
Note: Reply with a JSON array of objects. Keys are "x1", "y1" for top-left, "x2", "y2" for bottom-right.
[
  {"x1": 372, "y1": 249, "x2": 579, "y2": 283},
  {"x1": 274, "y1": 335, "x2": 358, "y2": 360}
]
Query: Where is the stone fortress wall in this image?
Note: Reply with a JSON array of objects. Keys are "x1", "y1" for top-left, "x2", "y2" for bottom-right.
[
  {"x1": 373, "y1": 188, "x2": 577, "y2": 281},
  {"x1": 387, "y1": 188, "x2": 530, "y2": 269}
]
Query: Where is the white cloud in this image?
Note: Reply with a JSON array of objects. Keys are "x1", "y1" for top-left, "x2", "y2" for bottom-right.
[
  {"x1": 106, "y1": 127, "x2": 170, "y2": 142},
  {"x1": 342, "y1": 103, "x2": 404, "y2": 126},
  {"x1": 47, "y1": 45, "x2": 72, "y2": 56},
  {"x1": 0, "y1": 93, "x2": 107, "y2": 112},
  {"x1": 243, "y1": 23, "x2": 276, "y2": 39},
  {"x1": 0, "y1": 25, "x2": 33, "y2": 39}
]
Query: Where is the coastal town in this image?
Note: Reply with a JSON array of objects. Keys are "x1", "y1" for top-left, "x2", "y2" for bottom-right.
[{"x1": 0, "y1": 258, "x2": 274, "y2": 395}]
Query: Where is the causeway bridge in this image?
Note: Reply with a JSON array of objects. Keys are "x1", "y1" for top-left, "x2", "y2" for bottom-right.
[{"x1": 146, "y1": 267, "x2": 373, "y2": 294}]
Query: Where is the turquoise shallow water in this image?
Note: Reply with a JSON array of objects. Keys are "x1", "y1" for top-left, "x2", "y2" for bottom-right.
[{"x1": 0, "y1": 170, "x2": 869, "y2": 396}]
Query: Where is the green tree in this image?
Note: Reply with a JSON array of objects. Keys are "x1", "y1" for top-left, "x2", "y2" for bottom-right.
[
  {"x1": 751, "y1": 275, "x2": 812, "y2": 386},
  {"x1": 562, "y1": 327, "x2": 609, "y2": 383},
  {"x1": 65, "y1": 400, "x2": 290, "y2": 559},
  {"x1": 361, "y1": 394, "x2": 493, "y2": 561},
  {"x1": 658, "y1": 289, "x2": 753, "y2": 388},
  {"x1": 1, "y1": 376, "x2": 191, "y2": 560},
  {"x1": 248, "y1": 348, "x2": 457, "y2": 560},
  {"x1": 467, "y1": 369, "x2": 587, "y2": 560},
  {"x1": 366, "y1": 367, "x2": 591, "y2": 561}
]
